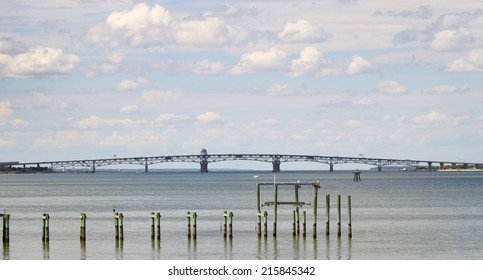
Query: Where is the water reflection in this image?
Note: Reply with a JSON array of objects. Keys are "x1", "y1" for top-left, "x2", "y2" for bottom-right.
[
  {"x1": 2, "y1": 242, "x2": 9, "y2": 260},
  {"x1": 223, "y1": 236, "x2": 233, "y2": 259},
  {"x1": 80, "y1": 240, "x2": 86, "y2": 260},
  {"x1": 151, "y1": 238, "x2": 161, "y2": 260},
  {"x1": 187, "y1": 237, "x2": 197, "y2": 260},
  {"x1": 115, "y1": 239, "x2": 123, "y2": 259},
  {"x1": 42, "y1": 241, "x2": 49, "y2": 260}
]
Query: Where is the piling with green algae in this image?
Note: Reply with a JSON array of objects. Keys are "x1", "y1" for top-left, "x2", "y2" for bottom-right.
[
  {"x1": 42, "y1": 213, "x2": 50, "y2": 242},
  {"x1": 80, "y1": 213, "x2": 86, "y2": 241},
  {"x1": 348, "y1": 195, "x2": 352, "y2": 238},
  {"x1": 2, "y1": 213, "x2": 10, "y2": 243}
]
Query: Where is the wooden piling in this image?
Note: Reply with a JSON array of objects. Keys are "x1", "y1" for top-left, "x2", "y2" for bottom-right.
[
  {"x1": 313, "y1": 183, "x2": 319, "y2": 239},
  {"x1": 292, "y1": 209, "x2": 296, "y2": 236},
  {"x1": 326, "y1": 194, "x2": 330, "y2": 236},
  {"x1": 273, "y1": 182, "x2": 278, "y2": 237},
  {"x1": 80, "y1": 213, "x2": 86, "y2": 241},
  {"x1": 223, "y1": 211, "x2": 228, "y2": 238},
  {"x1": 156, "y1": 212, "x2": 161, "y2": 241},
  {"x1": 150, "y1": 212, "x2": 155, "y2": 240},
  {"x1": 114, "y1": 212, "x2": 119, "y2": 240},
  {"x1": 302, "y1": 211, "x2": 306, "y2": 238},
  {"x1": 348, "y1": 195, "x2": 352, "y2": 238},
  {"x1": 228, "y1": 212, "x2": 233, "y2": 239},
  {"x1": 186, "y1": 211, "x2": 191, "y2": 239},
  {"x1": 263, "y1": 211, "x2": 268, "y2": 238},
  {"x1": 118, "y1": 213, "x2": 124, "y2": 240},
  {"x1": 2, "y1": 213, "x2": 10, "y2": 243},
  {"x1": 256, "y1": 183, "x2": 261, "y2": 237},
  {"x1": 295, "y1": 184, "x2": 300, "y2": 234},
  {"x1": 337, "y1": 195, "x2": 341, "y2": 237},
  {"x1": 192, "y1": 212, "x2": 197, "y2": 239},
  {"x1": 42, "y1": 213, "x2": 50, "y2": 242}
]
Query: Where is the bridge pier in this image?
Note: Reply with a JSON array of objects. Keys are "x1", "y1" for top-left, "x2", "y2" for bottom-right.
[
  {"x1": 476, "y1": 164, "x2": 480, "y2": 169},
  {"x1": 144, "y1": 158, "x2": 148, "y2": 173},
  {"x1": 272, "y1": 162, "x2": 280, "y2": 172},
  {"x1": 377, "y1": 165, "x2": 382, "y2": 172},
  {"x1": 329, "y1": 163, "x2": 334, "y2": 172},
  {"x1": 440, "y1": 162, "x2": 445, "y2": 169},
  {"x1": 92, "y1": 160, "x2": 96, "y2": 173},
  {"x1": 200, "y1": 162, "x2": 208, "y2": 172},
  {"x1": 428, "y1": 162, "x2": 433, "y2": 171}
]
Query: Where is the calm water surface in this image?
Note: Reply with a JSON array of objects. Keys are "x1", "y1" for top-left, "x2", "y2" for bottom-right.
[{"x1": 1, "y1": 170, "x2": 482, "y2": 260}]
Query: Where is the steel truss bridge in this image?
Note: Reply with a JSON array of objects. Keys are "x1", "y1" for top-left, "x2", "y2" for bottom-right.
[{"x1": 6, "y1": 149, "x2": 482, "y2": 173}]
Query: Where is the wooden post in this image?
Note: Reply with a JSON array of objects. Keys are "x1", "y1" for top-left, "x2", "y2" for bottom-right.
[
  {"x1": 42, "y1": 213, "x2": 50, "y2": 242},
  {"x1": 2, "y1": 213, "x2": 10, "y2": 243},
  {"x1": 313, "y1": 183, "x2": 319, "y2": 239},
  {"x1": 150, "y1": 212, "x2": 155, "y2": 240},
  {"x1": 192, "y1": 212, "x2": 197, "y2": 239},
  {"x1": 223, "y1": 211, "x2": 228, "y2": 238},
  {"x1": 186, "y1": 211, "x2": 191, "y2": 239},
  {"x1": 337, "y1": 195, "x2": 341, "y2": 237},
  {"x1": 156, "y1": 212, "x2": 161, "y2": 241},
  {"x1": 292, "y1": 209, "x2": 296, "y2": 236},
  {"x1": 295, "y1": 184, "x2": 300, "y2": 234},
  {"x1": 348, "y1": 195, "x2": 352, "y2": 238},
  {"x1": 273, "y1": 183, "x2": 278, "y2": 237},
  {"x1": 114, "y1": 212, "x2": 119, "y2": 240},
  {"x1": 326, "y1": 194, "x2": 330, "y2": 236},
  {"x1": 263, "y1": 211, "x2": 268, "y2": 238},
  {"x1": 302, "y1": 211, "x2": 306, "y2": 238},
  {"x1": 80, "y1": 213, "x2": 86, "y2": 241},
  {"x1": 256, "y1": 184, "x2": 261, "y2": 237},
  {"x1": 118, "y1": 213, "x2": 124, "y2": 240},
  {"x1": 228, "y1": 212, "x2": 233, "y2": 239}
]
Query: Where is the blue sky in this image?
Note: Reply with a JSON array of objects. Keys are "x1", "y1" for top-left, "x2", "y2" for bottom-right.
[{"x1": 1, "y1": 0, "x2": 482, "y2": 170}]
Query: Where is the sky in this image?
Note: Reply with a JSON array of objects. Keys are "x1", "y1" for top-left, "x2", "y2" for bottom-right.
[{"x1": 1, "y1": 0, "x2": 482, "y2": 170}]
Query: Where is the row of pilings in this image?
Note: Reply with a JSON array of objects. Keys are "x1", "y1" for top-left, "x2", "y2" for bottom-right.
[{"x1": 1, "y1": 199, "x2": 352, "y2": 245}]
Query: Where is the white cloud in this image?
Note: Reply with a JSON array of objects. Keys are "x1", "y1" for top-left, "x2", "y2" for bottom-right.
[
  {"x1": 77, "y1": 115, "x2": 147, "y2": 129},
  {"x1": 0, "y1": 101, "x2": 13, "y2": 118},
  {"x1": 10, "y1": 119, "x2": 29, "y2": 127},
  {"x1": 116, "y1": 77, "x2": 148, "y2": 91},
  {"x1": 290, "y1": 47, "x2": 337, "y2": 77},
  {"x1": 155, "y1": 113, "x2": 189, "y2": 123},
  {"x1": 346, "y1": 55, "x2": 372, "y2": 75},
  {"x1": 278, "y1": 19, "x2": 331, "y2": 43},
  {"x1": 0, "y1": 47, "x2": 79, "y2": 78},
  {"x1": 430, "y1": 28, "x2": 474, "y2": 51},
  {"x1": 191, "y1": 60, "x2": 225, "y2": 75},
  {"x1": 120, "y1": 105, "x2": 140, "y2": 114},
  {"x1": 173, "y1": 16, "x2": 247, "y2": 47},
  {"x1": 344, "y1": 119, "x2": 361, "y2": 129},
  {"x1": 196, "y1": 111, "x2": 225, "y2": 124},
  {"x1": 375, "y1": 80, "x2": 408, "y2": 95},
  {"x1": 0, "y1": 138, "x2": 15, "y2": 147},
  {"x1": 141, "y1": 90, "x2": 178, "y2": 101},
  {"x1": 421, "y1": 84, "x2": 469, "y2": 95},
  {"x1": 352, "y1": 98, "x2": 375, "y2": 106},
  {"x1": 413, "y1": 111, "x2": 449, "y2": 124},
  {"x1": 445, "y1": 49, "x2": 483, "y2": 72},
  {"x1": 266, "y1": 84, "x2": 294, "y2": 96},
  {"x1": 231, "y1": 47, "x2": 286, "y2": 74}
]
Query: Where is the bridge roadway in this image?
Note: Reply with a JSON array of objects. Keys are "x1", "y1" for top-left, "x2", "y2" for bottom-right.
[{"x1": 10, "y1": 150, "x2": 483, "y2": 172}]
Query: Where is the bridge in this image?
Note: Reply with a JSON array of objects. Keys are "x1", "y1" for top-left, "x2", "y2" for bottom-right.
[{"x1": 3, "y1": 149, "x2": 482, "y2": 173}]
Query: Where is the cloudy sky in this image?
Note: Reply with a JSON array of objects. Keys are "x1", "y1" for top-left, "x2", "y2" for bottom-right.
[{"x1": 1, "y1": 0, "x2": 482, "y2": 169}]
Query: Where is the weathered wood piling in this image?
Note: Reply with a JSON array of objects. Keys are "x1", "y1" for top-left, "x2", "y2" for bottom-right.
[
  {"x1": 326, "y1": 194, "x2": 330, "y2": 236},
  {"x1": 348, "y1": 195, "x2": 352, "y2": 238},
  {"x1": 80, "y1": 212, "x2": 86, "y2": 241},
  {"x1": 337, "y1": 195, "x2": 341, "y2": 237},
  {"x1": 156, "y1": 212, "x2": 161, "y2": 241},
  {"x1": 42, "y1": 213, "x2": 50, "y2": 242},
  {"x1": 186, "y1": 211, "x2": 197, "y2": 239},
  {"x1": 114, "y1": 212, "x2": 123, "y2": 240},
  {"x1": 313, "y1": 182, "x2": 319, "y2": 239},
  {"x1": 273, "y1": 182, "x2": 278, "y2": 237},
  {"x1": 263, "y1": 211, "x2": 268, "y2": 238},
  {"x1": 302, "y1": 210, "x2": 306, "y2": 238},
  {"x1": 150, "y1": 212, "x2": 161, "y2": 241},
  {"x1": 2, "y1": 213, "x2": 10, "y2": 243}
]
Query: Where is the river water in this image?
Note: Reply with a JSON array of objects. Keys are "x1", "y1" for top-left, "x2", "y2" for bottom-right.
[{"x1": 1, "y1": 170, "x2": 482, "y2": 260}]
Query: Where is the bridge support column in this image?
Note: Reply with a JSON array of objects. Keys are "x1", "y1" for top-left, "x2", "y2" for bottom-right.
[
  {"x1": 377, "y1": 165, "x2": 382, "y2": 172},
  {"x1": 200, "y1": 162, "x2": 208, "y2": 172},
  {"x1": 92, "y1": 160, "x2": 96, "y2": 173},
  {"x1": 272, "y1": 162, "x2": 280, "y2": 172},
  {"x1": 440, "y1": 162, "x2": 445, "y2": 170},
  {"x1": 428, "y1": 162, "x2": 433, "y2": 171},
  {"x1": 476, "y1": 164, "x2": 480, "y2": 169},
  {"x1": 329, "y1": 163, "x2": 334, "y2": 172},
  {"x1": 145, "y1": 158, "x2": 148, "y2": 173}
]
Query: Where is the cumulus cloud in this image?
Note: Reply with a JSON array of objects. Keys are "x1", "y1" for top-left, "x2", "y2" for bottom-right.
[
  {"x1": 430, "y1": 28, "x2": 474, "y2": 51},
  {"x1": 374, "y1": 5, "x2": 432, "y2": 19},
  {"x1": 196, "y1": 111, "x2": 225, "y2": 124},
  {"x1": 421, "y1": 84, "x2": 469, "y2": 95},
  {"x1": 120, "y1": 105, "x2": 140, "y2": 114},
  {"x1": 155, "y1": 113, "x2": 189, "y2": 123},
  {"x1": 266, "y1": 83, "x2": 294, "y2": 96},
  {"x1": 375, "y1": 80, "x2": 408, "y2": 95},
  {"x1": 116, "y1": 77, "x2": 148, "y2": 91},
  {"x1": 191, "y1": 60, "x2": 225, "y2": 75},
  {"x1": 346, "y1": 55, "x2": 373, "y2": 75},
  {"x1": 413, "y1": 111, "x2": 449, "y2": 124},
  {"x1": 0, "y1": 101, "x2": 13, "y2": 119},
  {"x1": 231, "y1": 47, "x2": 286, "y2": 74},
  {"x1": 278, "y1": 19, "x2": 331, "y2": 43},
  {"x1": 141, "y1": 90, "x2": 178, "y2": 101},
  {"x1": 445, "y1": 49, "x2": 483, "y2": 72},
  {"x1": 0, "y1": 47, "x2": 79, "y2": 78},
  {"x1": 87, "y1": 3, "x2": 247, "y2": 48},
  {"x1": 290, "y1": 47, "x2": 337, "y2": 77},
  {"x1": 10, "y1": 119, "x2": 29, "y2": 127},
  {"x1": 77, "y1": 115, "x2": 147, "y2": 129}
]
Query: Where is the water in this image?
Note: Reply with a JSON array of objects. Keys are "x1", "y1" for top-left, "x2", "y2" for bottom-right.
[{"x1": 1, "y1": 170, "x2": 482, "y2": 260}]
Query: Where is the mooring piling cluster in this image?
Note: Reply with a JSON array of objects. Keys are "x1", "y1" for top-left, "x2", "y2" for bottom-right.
[
  {"x1": 223, "y1": 211, "x2": 234, "y2": 239},
  {"x1": 186, "y1": 211, "x2": 197, "y2": 239}
]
